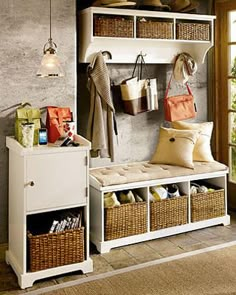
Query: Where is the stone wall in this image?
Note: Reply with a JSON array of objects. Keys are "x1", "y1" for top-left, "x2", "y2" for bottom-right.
[
  {"x1": 78, "y1": 63, "x2": 208, "y2": 168},
  {"x1": 0, "y1": 0, "x2": 76, "y2": 243}
]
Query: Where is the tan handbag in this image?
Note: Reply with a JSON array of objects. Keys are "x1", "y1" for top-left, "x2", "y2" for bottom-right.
[{"x1": 120, "y1": 54, "x2": 158, "y2": 115}]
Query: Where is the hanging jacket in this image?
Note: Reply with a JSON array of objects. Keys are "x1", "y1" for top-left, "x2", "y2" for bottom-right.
[{"x1": 87, "y1": 51, "x2": 116, "y2": 161}]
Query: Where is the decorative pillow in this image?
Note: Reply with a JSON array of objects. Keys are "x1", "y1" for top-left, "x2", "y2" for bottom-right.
[
  {"x1": 171, "y1": 121, "x2": 214, "y2": 162},
  {"x1": 150, "y1": 127, "x2": 199, "y2": 169}
]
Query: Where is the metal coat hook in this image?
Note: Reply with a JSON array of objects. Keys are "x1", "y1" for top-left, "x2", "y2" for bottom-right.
[
  {"x1": 102, "y1": 51, "x2": 112, "y2": 60},
  {"x1": 139, "y1": 51, "x2": 147, "y2": 58}
]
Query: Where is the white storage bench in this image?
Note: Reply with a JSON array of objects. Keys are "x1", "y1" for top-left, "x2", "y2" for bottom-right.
[{"x1": 89, "y1": 161, "x2": 230, "y2": 253}]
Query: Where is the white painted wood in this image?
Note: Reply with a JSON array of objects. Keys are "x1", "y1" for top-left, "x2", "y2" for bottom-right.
[
  {"x1": 8, "y1": 151, "x2": 26, "y2": 274},
  {"x1": 6, "y1": 250, "x2": 93, "y2": 289},
  {"x1": 90, "y1": 170, "x2": 230, "y2": 253},
  {"x1": 187, "y1": 182, "x2": 191, "y2": 224},
  {"x1": 6, "y1": 135, "x2": 91, "y2": 156},
  {"x1": 80, "y1": 7, "x2": 215, "y2": 19},
  {"x1": 6, "y1": 136, "x2": 93, "y2": 289},
  {"x1": 90, "y1": 186, "x2": 104, "y2": 243},
  {"x1": 26, "y1": 152, "x2": 87, "y2": 213},
  {"x1": 79, "y1": 7, "x2": 215, "y2": 64},
  {"x1": 92, "y1": 216, "x2": 230, "y2": 254},
  {"x1": 84, "y1": 149, "x2": 91, "y2": 261},
  {"x1": 136, "y1": 187, "x2": 149, "y2": 231},
  {"x1": 90, "y1": 169, "x2": 229, "y2": 192}
]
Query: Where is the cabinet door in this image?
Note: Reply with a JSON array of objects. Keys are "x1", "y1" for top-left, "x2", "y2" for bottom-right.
[{"x1": 26, "y1": 152, "x2": 88, "y2": 212}]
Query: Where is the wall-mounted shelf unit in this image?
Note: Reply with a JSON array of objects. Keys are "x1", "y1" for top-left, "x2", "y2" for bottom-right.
[{"x1": 79, "y1": 7, "x2": 215, "y2": 64}]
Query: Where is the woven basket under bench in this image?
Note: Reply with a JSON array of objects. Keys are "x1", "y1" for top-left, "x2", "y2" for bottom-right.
[
  {"x1": 28, "y1": 227, "x2": 85, "y2": 272},
  {"x1": 104, "y1": 202, "x2": 147, "y2": 240},
  {"x1": 150, "y1": 196, "x2": 188, "y2": 231},
  {"x1": 191, "y1": 188, "x2": 225, "y2": 222}
]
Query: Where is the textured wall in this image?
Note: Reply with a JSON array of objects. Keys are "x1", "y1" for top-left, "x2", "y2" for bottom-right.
[
  {"x1": 0, "y1": 0, "x2": 76, "y2": 243},
  {"x1": 78, "y1": 63, "x2": 208, "y2": 168}
]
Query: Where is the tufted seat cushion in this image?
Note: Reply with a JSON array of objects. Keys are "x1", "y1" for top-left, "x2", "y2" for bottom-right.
[{"x1": 90, "y1": 161, "x2": 228, "y2": 187}]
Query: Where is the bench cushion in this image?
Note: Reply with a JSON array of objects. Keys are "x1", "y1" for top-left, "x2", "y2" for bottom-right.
[{"x1": 90, "y1": 161, "x2": 228, "y2": 187}]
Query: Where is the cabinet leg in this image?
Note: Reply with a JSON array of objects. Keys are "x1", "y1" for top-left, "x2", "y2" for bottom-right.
[
  {"x1": 19, "y1": 276, "x2": 34, "y2": 290},
  {"x1": 80, "y1": 258, "x2": 93, "y2": 274},
  {"x1": 5, "y1": 251, "x2": 10, "y2": 265},
  {"x1": 223, "y1": 215, "x2": 230, "y2": 226},
  {"x1": 98, "y1": 243, "x2": 112, "y2": 254}
]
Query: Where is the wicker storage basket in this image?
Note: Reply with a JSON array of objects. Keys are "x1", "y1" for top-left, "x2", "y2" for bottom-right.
[
  {"x1": 176, "y1": 22, "x2": 210, "y2": 41},
  {"x1": 28, "y1": 227, "x2": 84, "y2": 272},
  {"x1": 191, "y1": 189, "x2": 225, "y2": 222},
  {"x1": 137, "y1": 19, "x2": 173, "y2": 39},
  {"x1": 94, "y1": 16, "x2": 134, "y2": 38},
  {"x1": 150, "y1": 196, "x2": 188, "y2": 231},
  {"x1": 104, "y1": 202, "x2": 147, "y2": 240}
]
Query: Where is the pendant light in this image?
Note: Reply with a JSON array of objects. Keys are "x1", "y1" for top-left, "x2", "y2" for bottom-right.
[{"x1": 37, "y1": 0, "x2": 64, "y2": 77}]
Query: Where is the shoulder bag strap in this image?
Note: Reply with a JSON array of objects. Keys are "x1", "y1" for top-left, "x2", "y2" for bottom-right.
[
  {"x1": 18, "y1": 102, "x2": 32, "y2": 109},
  {"x1": 186, "y1": 83, "x2": 193, "y2": 95},
  {"x1": 164, "y1": 74, "x2": 173, "y2": 99}
]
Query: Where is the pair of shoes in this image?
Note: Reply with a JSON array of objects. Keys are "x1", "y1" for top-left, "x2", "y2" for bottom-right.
[
  {"x1": 104, "y1": 190, "x2": 144, "y2": 207},
  {"x1": 149, "y1": 186, "x2": 168, "y2": 201},
  {"x1": 165, "y1": 184, "x2": 180, "y2": 198},
  {"x1": 133, "y1": 191, "x2": 143, "y2": 202},
  {"x1": 190, "y1": 183, "x2": 208, "y2": 195},
  {"x1": 118, "y1": 190, "x2": 136, "y2": 204},
  {"x1": 104, "y1": 192, "x2": 120, "y2": 208},
  {"x1": 149, "y1": 184, "x2": 181, "y2": 201}
]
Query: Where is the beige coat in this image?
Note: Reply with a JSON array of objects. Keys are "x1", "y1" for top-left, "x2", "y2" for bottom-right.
[{"x1": 87, "y1": 51, "x2": 116, "y2": 161}]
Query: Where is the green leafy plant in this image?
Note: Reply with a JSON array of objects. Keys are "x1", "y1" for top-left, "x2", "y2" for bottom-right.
[
  {"x1": 231, "y1": 128, "x2": 236, "y2": 144},
  {"x1": 231, "y1": 92, "x2": 236, "y2": 110},
  {"x1": 231, "y1": 148, "x2": 236, "y2": 181},
  {"x1": 231, "y1": 56, "x2": 236, "y2": 77}
]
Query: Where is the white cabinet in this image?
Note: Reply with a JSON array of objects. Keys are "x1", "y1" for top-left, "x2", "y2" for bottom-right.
[
  {"x1": 90, "y1": 169, "x2": 230, "y2": 253},
  {"x1": 79, "y1": 7, "x2": 215, "y2": 64},
  {"x1": 26, "y1": 152, "x2": 87, "y2": 212},
  {"x1": 6, "y1": 135, "x2": 93, "y2": 289}
]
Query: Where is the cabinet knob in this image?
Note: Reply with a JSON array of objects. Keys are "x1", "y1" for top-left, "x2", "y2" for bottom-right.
[{"x1": 29, "y1": 181, "x2": 35, "y2": 187}]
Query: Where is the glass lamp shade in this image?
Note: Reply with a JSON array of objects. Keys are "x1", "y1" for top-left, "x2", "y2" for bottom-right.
[{"x1": 37, "y1": 50, "x2": 64, "y2": 77}]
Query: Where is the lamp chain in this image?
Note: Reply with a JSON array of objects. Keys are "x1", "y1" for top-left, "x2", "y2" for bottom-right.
[{"x1": 49, "y1": 0, "x2": 52, "y2": 43}]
